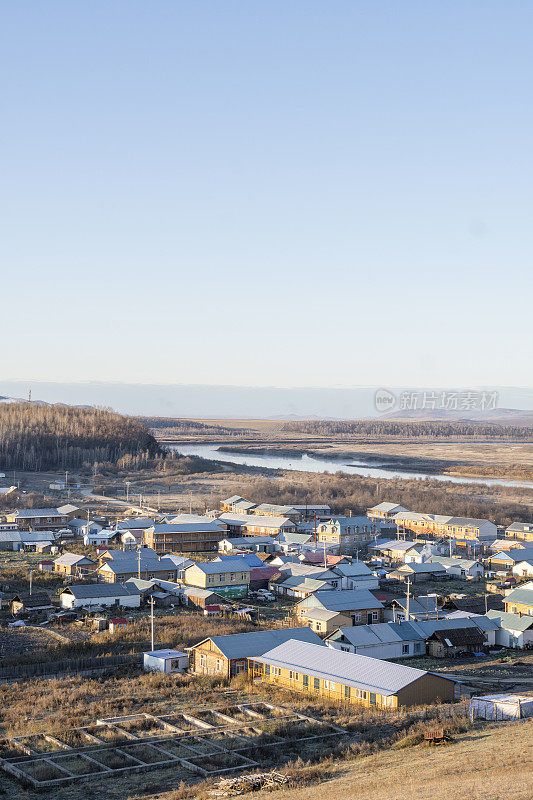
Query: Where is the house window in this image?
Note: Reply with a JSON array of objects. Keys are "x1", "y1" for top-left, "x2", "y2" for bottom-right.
[
  {"x1": 324, "y1": 680, "x2": 336, "y2": 691},
  {"x1": 340, "y1": 645, "x2": 350, "y2": 652},
  {"x1": 216, "y1": 659, "x2": 222, "y2": 671},
  {"x1": 369, "y1": 693, "x2": 376, "y2": 705},
  {"x1": 235, "y1": 661, "x2": 245, "y2": 674},
  {"x1": 352, "y1": 612, "x2": 362, "y2": 623},
  {"x1": 371, "y1": 611, "x2": 379, "y2": 621},
  {"x1": 199, "y1": 654, "x2": 206, "y2": 668},
  {"x1": 313, "y1": 677, "x2": 320, "y2": 691},
  {"x1": 289, "y1": 671, "x2": 299, "y2": 680},
  {"x1": 264, "y1": 664, "x2": 270, "y2": 676},
  {"x1": 402, "y1": 644, "x2": 410, "y2": 654},
  {"x1": 303, "y1": 674, "x2": 309, "y2": 689},
  {"x1": 344, "y1": 685, "x2": 350, "y2": 699}
]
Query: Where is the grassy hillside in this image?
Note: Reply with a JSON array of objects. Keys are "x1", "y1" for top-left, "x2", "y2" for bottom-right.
[
  {"x1": 244, "y1": 718, "x2": 533, "y2": 800},
  {"x1": 0, "y1": 403, "x2": 160, "y2": 470}
]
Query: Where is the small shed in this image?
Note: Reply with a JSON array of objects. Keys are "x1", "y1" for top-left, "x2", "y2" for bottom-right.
[
  {"x1": 11, "y1": 591, "x2": 53, "y2": 615},
  {"x1": 109, "y1": 618, "x2": 128, "y2": 633},
  {"x1": 427, "y1": 627, "x2": 486, "y2": 658},
  {"x1": 469, "y1": 694, "x2": 533, "y2": 720},
  {"x1": 143, "y1": 649, "x2": 189, "y2": 674}
]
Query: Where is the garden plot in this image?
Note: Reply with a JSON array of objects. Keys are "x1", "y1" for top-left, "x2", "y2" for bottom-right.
[{"x1": 0, "y1": 702, "x2": 346, "y2": 789}]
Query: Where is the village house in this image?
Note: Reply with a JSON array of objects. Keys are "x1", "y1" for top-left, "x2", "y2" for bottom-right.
[
  {"x1": 503, "y1": 582, "x2": 533, "y2": 616},
  {"x1": 53, "y1": 552, "x2": 97, "y2": 577},
  {"x1": 220, "y1": 496, "x2": 256, "y2": 513},
  {"x1": 300, "y1": 608, "x2": 353, "y2": 635},
  {"x1": 97, "y1": 550, "x2": 178, "y2": 583},
  {"x1": 326, "y1": 616, "x2": 498, "y2": 658},
  {"x1": 489, "y1": 547, "x2": 533, "y2": 571},
  {"x1": 386, "y1": 595, "x2": 440, "y2": 621},
  {"x1": 394, "y1": 512, "x2": 497, "y2": 542},
  {"x1": 5, "y1": 507, "x2": 76, "y2": 531},
  {"x1": 486, "y1": 610, "x2": 533, "y2": 648},
  {"x1": 511, "y1": 560, "x2": 533, "y2": 579},
  {"x1": 389, "y1": 562, "x2": 448, "y2": 583},
  {"x1": 249, "y1": 639, "x2": 456, "y2": 708},
  {"x1": 11, "y1": 591, "x2": 53, "y2": 615},
  {"x1": 426, "y1": 555, "x2": 485, "y2": 580},
  {"x1": 218, "y1": 536, "x2": 277, "y2": 554},
  {"x1": 144, "y1": 515, "x2": 225, "y2": 554},
  {"x1": 121, "y1": 530, "x2": 145, "y2": 548},
  {"x1": 505, "y1": 522, "x2": 533, "y2": 543},
  {"x1": 188, "y1": 627, "x2": 323, "y2": 679},
  {"x1": 366, "y1": 502, "x2": 408, "y2": 522},
  {"x1": 315, "y1": 516, "x2": 378, "y2": 552},
  {"x1": 69, "y1": 518, "x2": 103, "y2": 538},
  {"x1": 0, "y1": 530, "x2": 22, "y2": 551},
  {"x1": 252, "y1": 503, "x2": 300, "y2": 520},
  {"x1": 180, "y1": 586, "x2": 227, "y2": 609},
  {"x1": 290, "y1": 504, "x2": 331, "y2": 521},
  {"x1": 181, "y1": 558, "x2": 251, "y2": 599},
  {"x1": 60, "y1": 583, "x2": 141, "y2": 609},
  {"x1": 373, "y1": 540, "x2": 421, "y2": 564},
  {"x1": 217, "y1": 513, "x2": 297, "y2": 537},
  {"x1": 294, "y1": 589, "x2": 384, "y2": 625},
  {"x1": 325, "y1": 621, "x2": 426, "y2": 659},
  {"x1": 427, "y1": 627, "x2": 486, "y2": 658}
]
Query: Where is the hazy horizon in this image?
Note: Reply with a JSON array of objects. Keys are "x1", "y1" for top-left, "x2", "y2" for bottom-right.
[{"x1": 2, "y1": 380, "x2": 533, "y2": 418}]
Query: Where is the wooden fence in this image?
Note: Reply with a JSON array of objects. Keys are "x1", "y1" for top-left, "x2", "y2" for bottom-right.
[{"x1": 0, "y1": 653, "x2": 141, "y2": 681}]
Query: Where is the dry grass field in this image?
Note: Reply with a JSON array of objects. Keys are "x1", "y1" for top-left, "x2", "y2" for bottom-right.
[{"x1": 242, "y1": 718, "x2": 533, "y2": 800}]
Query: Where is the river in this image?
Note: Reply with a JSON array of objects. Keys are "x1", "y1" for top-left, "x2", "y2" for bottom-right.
[{"x1": 169, "y1": 444, "x2": 533, "y2": 489}]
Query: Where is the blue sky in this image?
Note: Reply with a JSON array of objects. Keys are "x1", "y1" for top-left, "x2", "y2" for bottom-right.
[{"x1": 1, "y1": 2, "x2": 532, "y2": 389}]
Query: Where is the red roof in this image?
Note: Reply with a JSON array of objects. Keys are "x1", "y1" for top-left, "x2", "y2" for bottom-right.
[
  {"x1": 109, "y1": 618, "x2": 127, "y2": 625},
  {"x1": 250, "y1": 566, "x2": 278, "y2": 580}
]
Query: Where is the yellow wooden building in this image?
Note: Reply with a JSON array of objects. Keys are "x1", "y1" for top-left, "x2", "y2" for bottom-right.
[{"x1": 249, "y1": 639, "x2": 456, "y2": 709}]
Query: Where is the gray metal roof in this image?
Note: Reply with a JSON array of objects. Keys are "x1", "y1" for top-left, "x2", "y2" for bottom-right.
[
  {"x1": 54, "y1": 553, "x2": 96, "y2": 566},
  {"x1": 219, "y1": 513, "x2": 295, "y2": 529},
  {"x1": 298, "y1": 589, "x2": 383, "y2": 612},
  {"x1": 486, "y1": 610, "x2": 533, "y2": 632},
  {"x1": 185, "y1": 558, "x2": 250, "y2": 575},
  {"x1": 503, "y1": 586, "x2": 533, "y2": 606},
  {"x1": 254, "y1": 639, "x2": 450, "y2": 695},
  {"x1": 200, "y1": 626, "x2": 323, "y2": 660},
  {"x1": 100, "y1": 556, "x2": 177, "y2": 574},
  {"x1": 12, "y1": 508, "x2": 65, "y2": 518},
  {"x1": 61, "y1": 583, "x2": 140, "y2": 598}
]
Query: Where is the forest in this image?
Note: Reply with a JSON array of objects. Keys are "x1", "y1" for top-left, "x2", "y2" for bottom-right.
[
  {"x1": 0, "y1": 403, "x2": 160, "y2": 471},
  {"x1": 282, "y1": 419, "x2": 533, "y2": 440},
  {"x1": 137, "y1": 417, "x2": 247, "y2": 436}
]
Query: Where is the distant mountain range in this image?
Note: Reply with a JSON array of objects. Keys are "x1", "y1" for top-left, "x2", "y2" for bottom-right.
[{"x1": 1, "y1": 382, "x2": 533, "y2": 421}]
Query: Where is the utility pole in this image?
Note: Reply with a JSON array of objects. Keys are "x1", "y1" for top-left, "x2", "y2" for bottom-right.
[
  {"x1": 405, "y1": 576, "x2": 411, "y2": 621},
  {"x1": 138, "y1": 547, "x2": 141, "y2": 580},
  {"x1": 29, "y1": 570, "x2": 34, "y2": 595},
  {"x1": 150, "y1": 595, "x2": 155, "y2": 651}
]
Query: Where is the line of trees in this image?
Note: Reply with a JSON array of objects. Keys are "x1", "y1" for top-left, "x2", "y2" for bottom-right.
[
  {"x1": 137, "y1": 417, "x2": 249, "y2": 436},
  {"x1": 231, "y1": 472, "x2": 530, "y2": 526},
  {"x1": 0, "y1": 403, "x2": 160, "y2": 471},
  {"x1": 281, "y1": 420, "x2": 533, "y2": 439}
]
